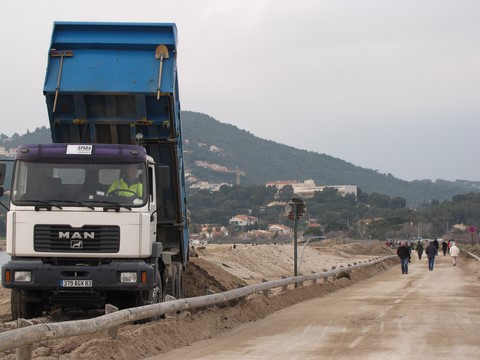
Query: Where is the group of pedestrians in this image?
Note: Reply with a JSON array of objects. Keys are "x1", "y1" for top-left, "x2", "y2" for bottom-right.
[{"x1": 396, "y1": 238, "x2": 460, "y2": 274}]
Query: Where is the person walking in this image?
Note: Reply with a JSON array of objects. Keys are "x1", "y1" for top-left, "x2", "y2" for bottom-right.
[
  {"x1": 449, "y1": 242, "x2": 460, "y2": 266},
  {"x1": 417, "y1": 241, "x2": 424, "y2": 260},
  {"x1": 433, "y1": 238, "x2": 439, "y2": 252},
  {"x1": 448, "y1": 239, "x2": 454, "y2": 249},
  {"x1": 397, "y1": 241, "x2": 411, "y2": 274},
  {"x1": 425, "y1": 240, "x2": 437, "y2": 271},
  {"x1": 441, "y1": 240, "x2": 448, "y2": 256}
]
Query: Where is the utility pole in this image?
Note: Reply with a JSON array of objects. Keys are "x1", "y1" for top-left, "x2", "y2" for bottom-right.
[
  {"x1": 285, "y1": 198, "x2": 306, "y2": 281},
  {"x1": 293, "y1": 203, "x2": 298, "y2": 277}
]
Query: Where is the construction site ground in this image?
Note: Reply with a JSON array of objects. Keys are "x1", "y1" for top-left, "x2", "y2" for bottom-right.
[{"x1": 2, "y1": 241, "x2": 468, "y2": 359}]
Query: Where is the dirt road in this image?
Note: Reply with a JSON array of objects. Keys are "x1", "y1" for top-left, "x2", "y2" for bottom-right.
[
  {"x1": 151, "y1": 252, "x2": 480, "y2": 360},
  {"x1": 0, "y1": 242, "x2": 395, "y2": 359}
]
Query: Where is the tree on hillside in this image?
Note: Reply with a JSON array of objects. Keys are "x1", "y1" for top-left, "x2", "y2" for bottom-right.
[
  {"x1": 391, "y1": 196, "x2": 407, "y2": 209},
  {"x1": 277, "y1": 185, "x2": 294, "y2": 201},
  {"x1": 368, "y1": 192, "x2": 391, "y2": 208},
  {"x1": 303, "y1": 226, "x2": 324, "y2": 237},
  {"x1": 313, "y1": 187, "x2": 339, "y2": 202}
]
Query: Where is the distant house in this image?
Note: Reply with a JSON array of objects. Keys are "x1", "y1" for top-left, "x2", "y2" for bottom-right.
[
  {"x1": 211, "y1": 226, "x2": 229, "y2": 238},
  {"x1": 199, "y1": 225, "x2": 228, "y2": 239},
  {"x1": 247, "y1": 229, "x2": 271, "y2": 239},
  {"x1": 452, "y1": 223, "x2": 468, "y2": 232},
  {"x1": 229, "y1": 215, "x2": 258, "y2": 227},
  {"x1": 199, "y1": 226, "x2": 213, "y2": 239},
  {"x1": 268, "y1": 224, "x2": 292, "y2": 234}
]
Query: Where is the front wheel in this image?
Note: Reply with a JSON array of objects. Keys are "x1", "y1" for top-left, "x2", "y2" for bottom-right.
[
  {"x1": 11, "y1": 289, "x2": 43, "y2": 320},
  {"x1": 135, "y1": 270, "x2": 164, "y2": 323},
  {"x1": 146, "y1": 269, "x2": 164, "y2": 305}
]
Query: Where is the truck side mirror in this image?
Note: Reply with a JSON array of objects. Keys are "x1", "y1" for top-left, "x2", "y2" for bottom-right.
[
  {"x1": 0, "y1": 163, "x2": 5, "y2": 186},
  {"x1": 155, "y1": 165, "x2": 170, "y2": 189}
]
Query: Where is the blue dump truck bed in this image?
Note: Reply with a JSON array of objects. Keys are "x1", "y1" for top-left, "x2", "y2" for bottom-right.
[
  {"x1": 44, "y1": 22, "x2": 180, "y2": 143},
  {"x1": 44, "y1": 22, "x2": 178, "y2": 94}
]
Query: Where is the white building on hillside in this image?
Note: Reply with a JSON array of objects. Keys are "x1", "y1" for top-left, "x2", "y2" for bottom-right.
[
  {"x1": 268, "y1": 224, "x2": 292, "y2": 234},
  {"x1": 229, "y1": 215, "x2": 258, "y2": 227},
  {"x1": 265, "y1": 179, "x2": 357, "y2": 199}
]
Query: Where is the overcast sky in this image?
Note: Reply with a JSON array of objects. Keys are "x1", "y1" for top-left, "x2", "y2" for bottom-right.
[{"x1": 1, "y1": 0, "x2": 479, "y2": 182}]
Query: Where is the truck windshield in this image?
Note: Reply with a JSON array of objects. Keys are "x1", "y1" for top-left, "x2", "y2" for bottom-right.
[{"x1": 11, "y1": 161, "x2": 147, "y2": 208}]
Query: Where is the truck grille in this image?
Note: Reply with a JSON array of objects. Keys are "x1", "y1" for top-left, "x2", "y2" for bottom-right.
[{"x1": 34, "y1": 225, "x2": 120, "y2": 253}]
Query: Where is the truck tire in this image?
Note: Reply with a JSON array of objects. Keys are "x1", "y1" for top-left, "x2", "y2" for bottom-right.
[
  {"x1": 11, "y1": 289, "x2": 43, "y2": 320},
  {"x1": 134, "y1": 270, "x2": 163, "y2": 323},
  {"x1": 122, "y1": 269, "x2": 163, "y2": 310},
  {"x1": 166, "y1": 263, "x2": 184, "y2": 299},
  {"x1": 175, "y1": 264, "x2": 184, "y2": 299},
  {"x1": 149, "y1": 270, "x2": 164, "y2": 304},
  {"x1": 135, "y1": 269, "x2": 163, "y2": 307}
]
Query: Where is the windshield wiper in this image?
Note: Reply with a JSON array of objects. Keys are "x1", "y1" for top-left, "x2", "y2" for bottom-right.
[
  {"x1": 53, "y1": 200, "x2": 95, "y2": 210},
  {"x1": 15, "y1": 199, "x2": 131, "y2": 211},
  {"x1": 15, "y1": 200, "x2": 63, "y2": 211},
  {"x1": 16, "y1": 199, "x2": 96, "y2": 210},
  {"x1": 83, "y1": 200, "x2": 132, "y2": 211}
]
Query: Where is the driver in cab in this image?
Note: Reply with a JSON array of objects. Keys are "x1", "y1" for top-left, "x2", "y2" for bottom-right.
[{"x1": 107, "y1": 165, "x2": 143, "y2": 198}]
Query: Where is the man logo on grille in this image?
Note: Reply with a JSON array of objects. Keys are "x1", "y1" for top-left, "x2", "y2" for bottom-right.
[
  {"x1": 59, "y1": 231, "x2": 95, "y2": 239},
  {"x1": 70, "y1": 240, "x2": 84, "y2": 249}
]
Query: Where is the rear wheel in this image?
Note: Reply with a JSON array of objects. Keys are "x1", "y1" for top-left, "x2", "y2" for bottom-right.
[
  {"x1": 11, "y1": 289, "x2": 43, "y2": 320},
  {"x1": 166, "y1": 263, "x2": 184, "y2": 299},
  {"x1": 175, "y1": 264, "x2": 184, "y2": 299}
]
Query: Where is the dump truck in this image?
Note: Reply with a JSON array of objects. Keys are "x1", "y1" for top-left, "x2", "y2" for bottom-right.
[{"x1": 0, "y1": 22, "x2": 189, "y2": 319}]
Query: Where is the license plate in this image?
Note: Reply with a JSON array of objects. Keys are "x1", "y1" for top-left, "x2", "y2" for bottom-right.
[{"x1": 61, "y1": 280, "x2": 93, "y2": 287}]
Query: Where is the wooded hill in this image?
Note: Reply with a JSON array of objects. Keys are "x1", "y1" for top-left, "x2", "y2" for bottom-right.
[
  {"x1": 181, "y1": 111, "x2": 480, "y2": 206},
  {"x1": 1, "y1": 110, "x2": 479, "y2": 206}
]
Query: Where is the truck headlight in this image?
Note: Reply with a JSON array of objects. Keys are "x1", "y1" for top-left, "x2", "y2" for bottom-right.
[
  {"x1": 120, "y1": 272, "x2": 137, "y2": 283},
  {"x1": 14, "y1": 271, "x2": 32, "y2": 282}
]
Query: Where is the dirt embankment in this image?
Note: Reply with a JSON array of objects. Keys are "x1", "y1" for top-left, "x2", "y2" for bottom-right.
[{"x1": 0, "y1": 241, "x2": 395, "y2": 359}]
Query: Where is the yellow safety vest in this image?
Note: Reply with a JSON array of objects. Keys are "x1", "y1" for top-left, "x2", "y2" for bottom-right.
[{"x1": 108, "y1": 178, "x2": 143, "y2": 197}]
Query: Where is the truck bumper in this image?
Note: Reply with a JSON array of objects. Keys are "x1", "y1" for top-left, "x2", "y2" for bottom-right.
[{"x1": 2, "y1": 259, "x2": 155, "y2": 291}]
